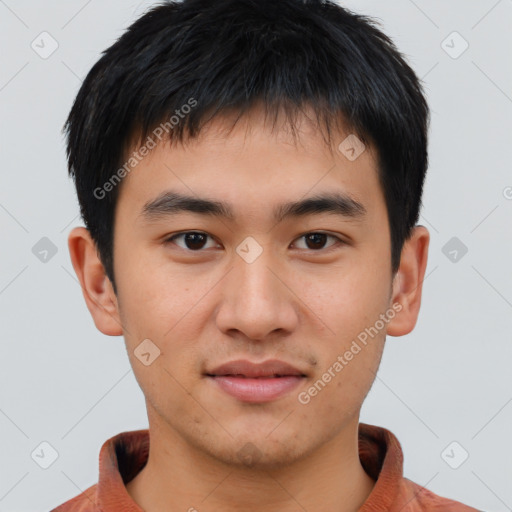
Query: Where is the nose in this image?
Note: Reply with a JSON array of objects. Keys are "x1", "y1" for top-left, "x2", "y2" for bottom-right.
[{"x1": 215, "y1": 246, "x2": 299, "y2": 341}]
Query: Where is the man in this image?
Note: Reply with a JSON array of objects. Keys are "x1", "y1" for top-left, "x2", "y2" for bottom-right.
[{"x1": 52, "y1": 0, "x2": 480, "y2": 510}]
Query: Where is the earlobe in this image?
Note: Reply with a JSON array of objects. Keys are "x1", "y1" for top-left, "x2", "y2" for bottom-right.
[
  {"x1": 67, "y1": 226, "x2": 124, "y2": 336},
  {"x1": 386, "y1": 225, "x2": 430, "y2": 337}
]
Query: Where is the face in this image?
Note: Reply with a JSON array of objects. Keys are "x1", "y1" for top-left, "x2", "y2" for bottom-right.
[{"x1": 111, "y1": 107, "x2": 396, "y2": 468}]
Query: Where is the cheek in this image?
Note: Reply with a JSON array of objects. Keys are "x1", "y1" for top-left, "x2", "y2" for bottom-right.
[
  {"x1": 297, "y1": 259, "x2": 389, "y2": 379},
  {"x1": 116, "y1": 258, "x2": 212, "y2": 374},
  {"x1": 116, "y1": 247, "x2": 202, "y2": 330},
  {"x1": 300, "y1": 266, "x2": 386, "y2": 334}
]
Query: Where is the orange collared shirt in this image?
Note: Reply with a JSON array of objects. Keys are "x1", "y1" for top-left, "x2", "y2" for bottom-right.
[{"x1": 51, "y1": 423, "x2": 480, "y2": 511}]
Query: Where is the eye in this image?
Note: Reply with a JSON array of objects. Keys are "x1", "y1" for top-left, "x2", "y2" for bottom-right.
[
  {"x1": 292, "y1": 232, "x2": 343, "y2": 251},
  {"x1": 164, "y1": 231, "x2": 219, "y2": 251},
  {"x1": 164, "y1": 231, "x2": 344, "y2": 253}
]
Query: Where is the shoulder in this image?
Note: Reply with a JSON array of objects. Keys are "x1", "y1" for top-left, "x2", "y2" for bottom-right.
[
  {"x1": 50, "y1": 483, "x2": 98, "y2": 512},
  {"x1": 397, "y1": 478, "x2": 481, "y2": 511}
]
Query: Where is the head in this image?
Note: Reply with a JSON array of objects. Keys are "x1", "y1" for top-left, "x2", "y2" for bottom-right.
[{"x1": 66, "y1": 0, "x2": 430, "y2": 468}]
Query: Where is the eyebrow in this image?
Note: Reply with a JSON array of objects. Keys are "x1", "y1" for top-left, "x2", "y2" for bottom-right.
[{"x1": 140, "y1": 190, "x2": 367, "y2": 224}]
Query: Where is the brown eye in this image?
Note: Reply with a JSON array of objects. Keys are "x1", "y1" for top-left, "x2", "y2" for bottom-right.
[
  {"x1": 294, "y1": 232, "x2": 341, "y2": 251},
  {"x1": 165, "y1": 232, "x2": 217, "y2": 251}
]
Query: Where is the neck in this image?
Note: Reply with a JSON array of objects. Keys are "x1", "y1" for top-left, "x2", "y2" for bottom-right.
[{"x1": 126, "y1": 412, "x2": 375, "y2": 512}]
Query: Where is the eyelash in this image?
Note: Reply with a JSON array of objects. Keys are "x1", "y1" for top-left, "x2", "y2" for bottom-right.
[{"x1": 163, "y1": 231, "x2": 345, "y2": 253}]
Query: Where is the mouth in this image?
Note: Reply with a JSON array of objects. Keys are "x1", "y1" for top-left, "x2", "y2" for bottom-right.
[
  {"x1": 205, "y1": 373, "x2": 303, "y2": 378},
  {"x1": 206, "y1": 375, "x2": 305, "y2": 403},
  {"x1": 205, "y1": 359, "x2": 307, "y2": 403}
]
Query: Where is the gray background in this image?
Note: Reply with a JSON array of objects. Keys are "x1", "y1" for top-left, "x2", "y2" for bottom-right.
[{"x1": 0, "y1": 0, "x2": 511, "y2": 510}]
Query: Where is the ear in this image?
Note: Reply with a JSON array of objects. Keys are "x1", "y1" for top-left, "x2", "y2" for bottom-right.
[
  {"x1": 67, "y1": 226, "x2": 123, "y2": 336},
  {"x1": 386, "y1": 225, "x2": 430, "y2": 336}
]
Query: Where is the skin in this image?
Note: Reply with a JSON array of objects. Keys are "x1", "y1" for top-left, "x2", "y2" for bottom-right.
[{"x1": 68, "y1": 105, "x2": 429, "y2": 512}]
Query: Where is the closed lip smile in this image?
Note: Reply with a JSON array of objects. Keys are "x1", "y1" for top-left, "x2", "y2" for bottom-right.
[
  {"x1": 205, "y1": 359, "x2": 307, "y2": 403},
  {"x1": 206, "y1": 358, "x2": 307, "y2": 378}
]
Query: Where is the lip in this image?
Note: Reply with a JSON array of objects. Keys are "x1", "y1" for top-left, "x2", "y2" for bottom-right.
[
  {"x1": 206, "y1": 359, "x2": 306, "y2": 378},
  {"x1": 208, "y1": 375, "x2": 304, "y2": 403},
  {"x1": 205, "y1": 359, "x2": 307, "y2": 403}
]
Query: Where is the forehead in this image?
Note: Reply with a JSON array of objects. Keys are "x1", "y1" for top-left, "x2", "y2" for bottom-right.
[{"x1": 115, "y1": 107, "x2": 384, "y2": 225}]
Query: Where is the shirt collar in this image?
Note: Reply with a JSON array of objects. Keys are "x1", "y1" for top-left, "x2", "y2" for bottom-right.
[{"x1": 95, "y1": 423, "x2": 405, "y2": 511}]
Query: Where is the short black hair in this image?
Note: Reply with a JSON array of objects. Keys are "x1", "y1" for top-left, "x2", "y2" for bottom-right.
[{"x1": 64, "y1": 0, "x2": 430, "y2": 293}]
